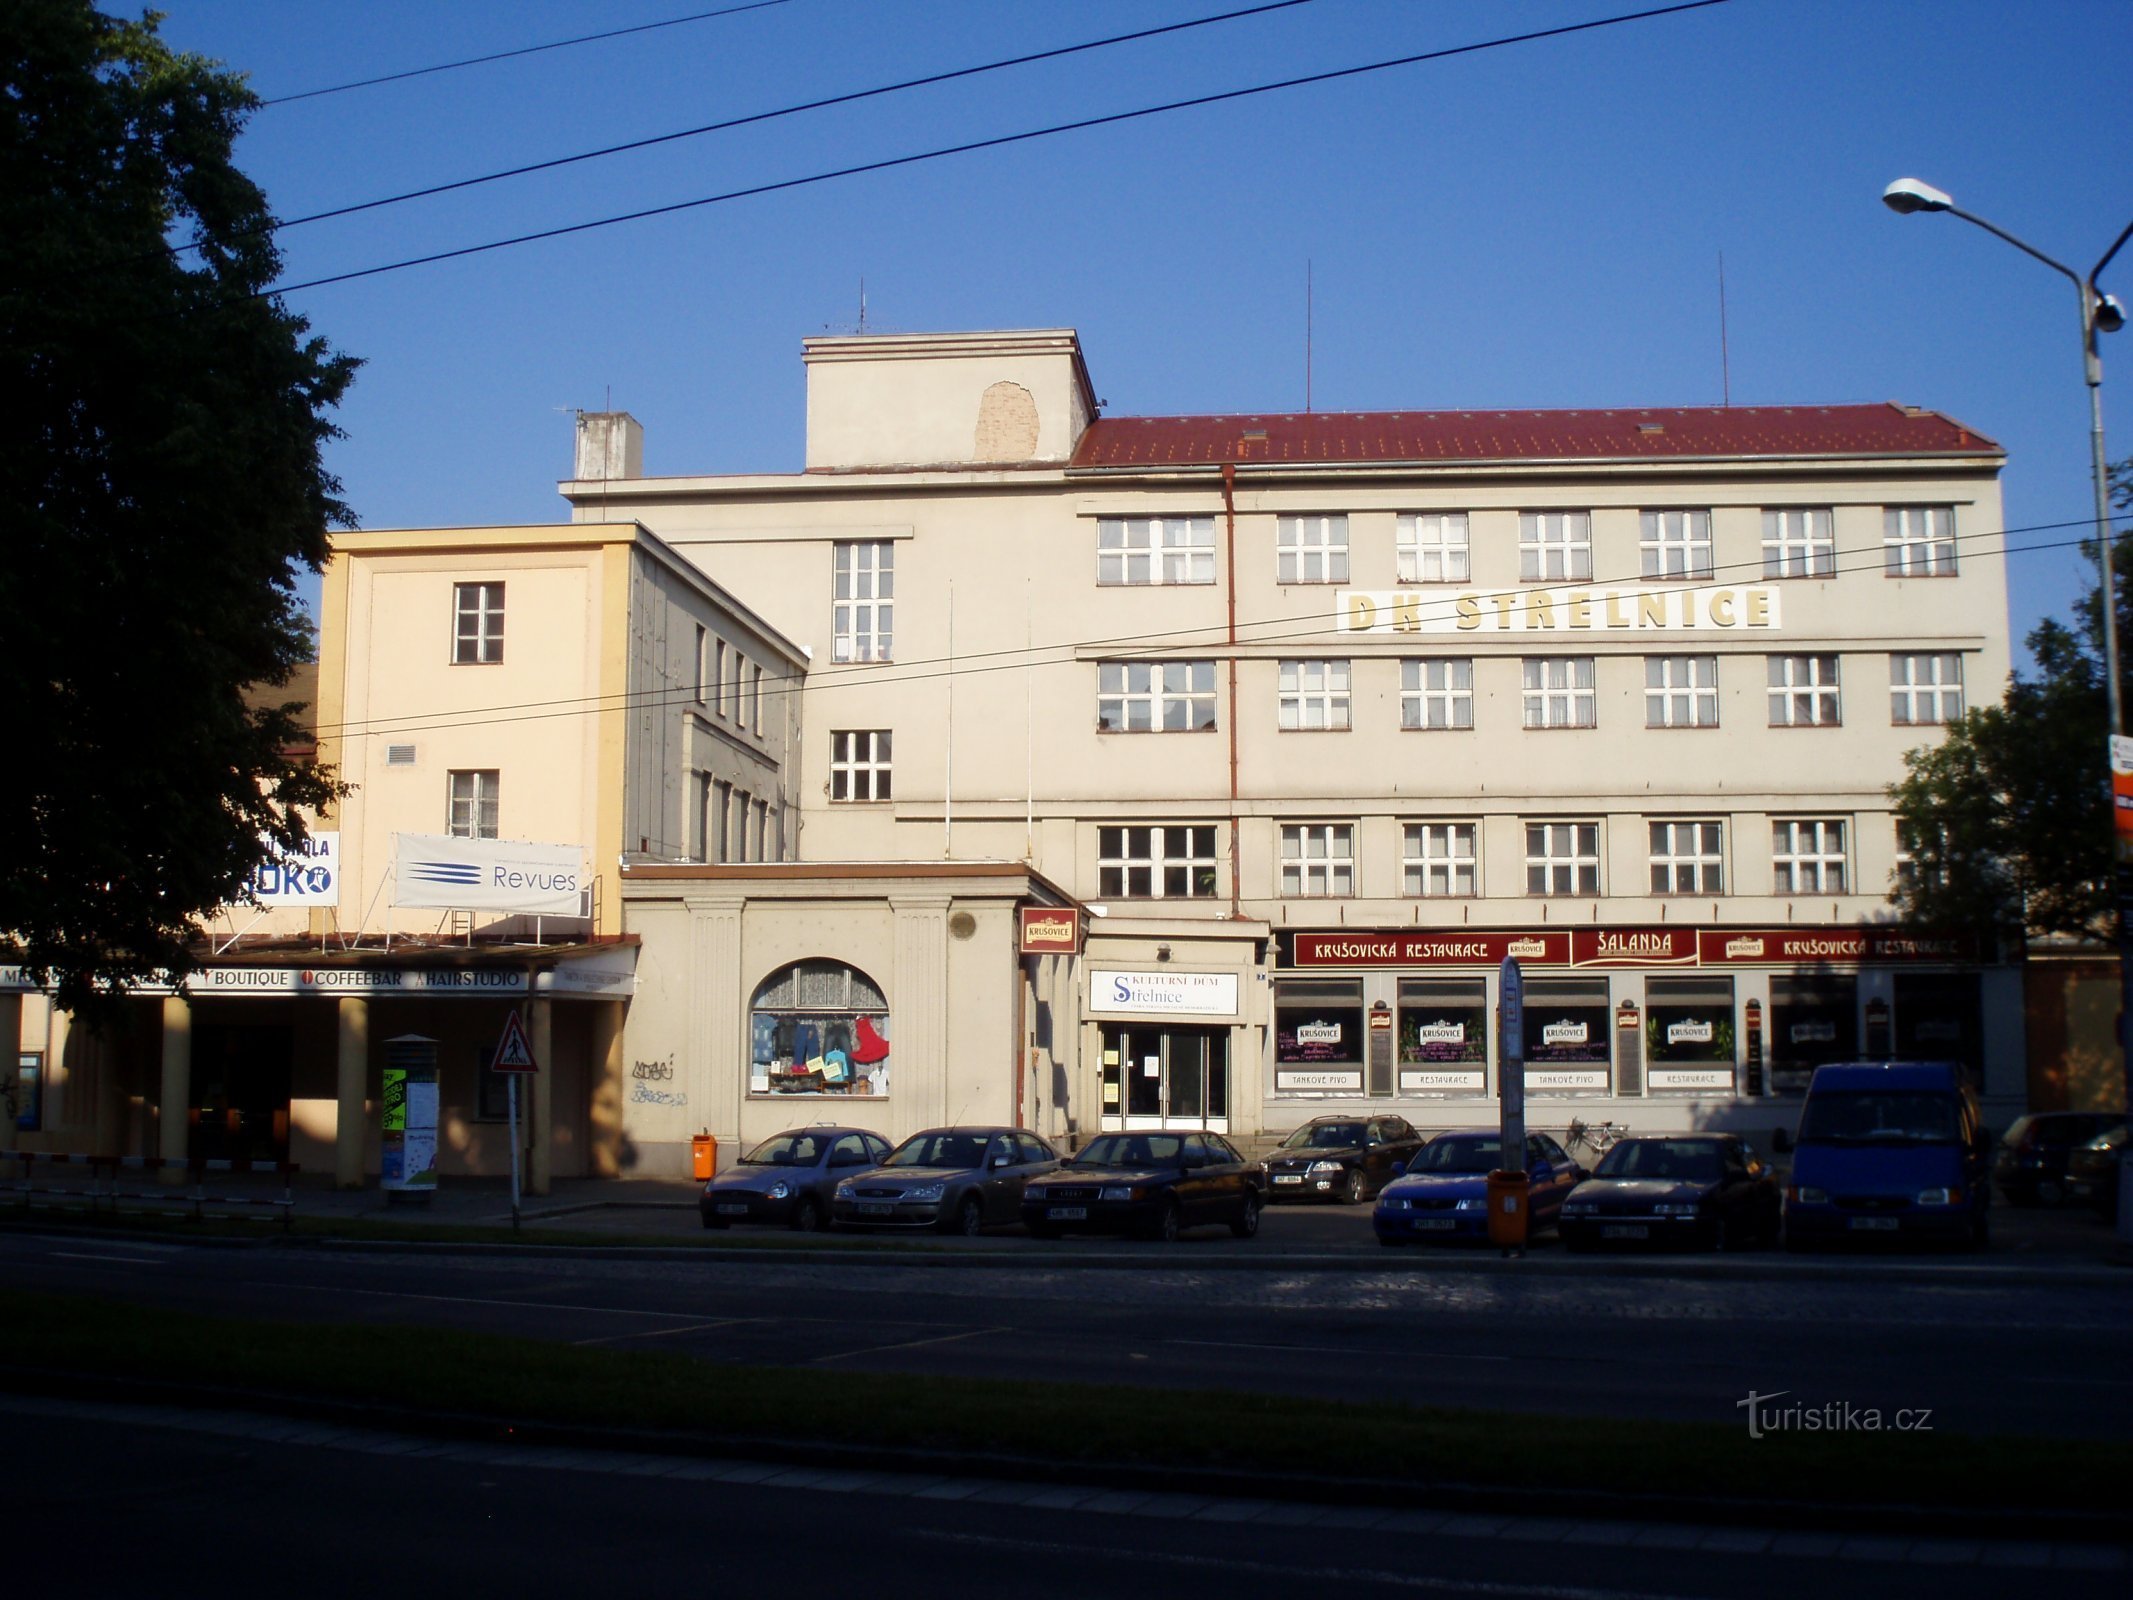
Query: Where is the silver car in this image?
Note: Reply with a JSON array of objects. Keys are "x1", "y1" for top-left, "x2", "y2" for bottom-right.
[{"x1": 831, "y1": 1125, "x2": 1061, "y2": 1235}]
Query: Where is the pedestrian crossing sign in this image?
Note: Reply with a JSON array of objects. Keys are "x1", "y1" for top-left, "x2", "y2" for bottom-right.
[{"x1": 490, "y1": 1012, "x2": 538, "y2": 1075}]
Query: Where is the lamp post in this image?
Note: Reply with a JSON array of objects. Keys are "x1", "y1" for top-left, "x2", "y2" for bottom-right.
[{"x1": 1883, "y1": 178, "x2": 2133, "y2": 1242}]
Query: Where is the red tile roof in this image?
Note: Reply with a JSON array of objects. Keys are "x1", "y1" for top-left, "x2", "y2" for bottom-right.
[{"x1": 1069, "y1": 403, "x2": 1999, "y2": 469}]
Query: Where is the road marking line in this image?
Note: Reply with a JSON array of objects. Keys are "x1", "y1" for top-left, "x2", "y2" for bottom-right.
[
  {"x1": 244, "y1": 1283, "x2": 708, "y2": 1319},
  {"x1": 573, "y1": 1318, "x2": 761, "y2": 1347},
  {"x1": 48, "y1": 1251, "x2": 165, "y2": 1265},
  {"x1": 811, "y1": 1326, "x2": 1009, "y2": 1363},
  {"x1": 1165, "y1": 1338, "x2": 1510, "y2": 1362}
]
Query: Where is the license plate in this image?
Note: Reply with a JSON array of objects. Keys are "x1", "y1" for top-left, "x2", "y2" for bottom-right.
[
  {"x1": 1848, "y1": 1216, "x2": 1900, "y2": 1231},
  {"x1": 1273, "y1": 1175, "x2": 1304, "y2": 1185},
  {"x1": 1047, "y1": 1206, "x2": 1087, "y2": 1220},
  {"x1": 715, "y1": 1203, "x2": 750, "y2": 1216},
  {"x1": 1601, "y1": 1223, "x2": 1648, "y2": 1239},
  {"x1": 1415, "y1": 1218, "x2": 1456, "y2": 1231},
  {"x1": 857, "y1": 1202, "x2": 895, "y2": 1216}
]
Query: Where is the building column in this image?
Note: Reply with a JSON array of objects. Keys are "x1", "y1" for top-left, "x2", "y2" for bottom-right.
[
  {"x1": 0, "y1": 994, "x2": 21, "y2": 1144},
  {"x1": 158, "y1": 995, "x2": 191, "y2": 1175},
  {"x1": 589, "y1": 1000, "x2": 625, "y2": 1179},
  {"x1": 335, "y1": 996, "x2": 369, "y2": 1189},
  {"x1": 528, "y1": 998, "x2": 554, "y2": 1196}
]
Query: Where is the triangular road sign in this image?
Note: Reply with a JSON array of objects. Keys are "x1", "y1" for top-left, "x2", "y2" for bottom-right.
[{"x1": 491, "y1": 1011, "x2": 539, "y2": 1074}]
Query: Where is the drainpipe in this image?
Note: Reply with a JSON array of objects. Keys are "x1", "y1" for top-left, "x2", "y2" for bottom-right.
[{"x1": 1222, "y1": 462, "x2": 1242, "y2": 917}]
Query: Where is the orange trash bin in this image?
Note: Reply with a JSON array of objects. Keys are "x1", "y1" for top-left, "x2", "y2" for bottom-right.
[
  {"x1": 691, "y1": 1130, "x2": 717, "y2": 1181},
  {"x1": 1486, "y1": 1168, "x2": 1530, "y2": 1250}
]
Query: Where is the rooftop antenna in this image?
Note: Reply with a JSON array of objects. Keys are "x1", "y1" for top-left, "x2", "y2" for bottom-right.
[
  {"x1": 1305, "y1": 259, "x2": 1314, "y2": 413},
  {"x1": 1718, "y1": 252, "x2": 1731, "y2": 407},
  {"x1": 858, "y1": 277, "x2": 867, "y2": 334}
]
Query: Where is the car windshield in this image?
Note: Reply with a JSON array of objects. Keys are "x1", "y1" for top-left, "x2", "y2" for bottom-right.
[
  {"x1": 1799, "y1": 1091, "x2": 1960, "y2": 1145},
  {"x1": 1412, "y1": 1137, "x2": 1500, "y2": 1174},
  {"x1": 882, "y1": 1131, "x2": 989, "y2": 1170},
  {"x1": 1594, "y1": 1141, "x2": 1724, "y2": 1183},
  {"x1": 1282, "y1": 1122, "x2": 1364, "y2": 1150},
  {"x1": 740, "y1": 1132, "x2": 824, "y2": 1166},
  {"x1": 1071, "y1": 1134, "x2": 1183, "y2": 1168}
]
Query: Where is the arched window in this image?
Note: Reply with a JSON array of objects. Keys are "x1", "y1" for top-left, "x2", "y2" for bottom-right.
[{"x1": 750, "y1": 959, "x2": 891, "y2": 1097}]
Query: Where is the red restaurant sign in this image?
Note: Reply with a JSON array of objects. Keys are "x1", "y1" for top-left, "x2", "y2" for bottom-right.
[{"x1": 1287, "y1": 927, "x2": 1975, "y2": 969}]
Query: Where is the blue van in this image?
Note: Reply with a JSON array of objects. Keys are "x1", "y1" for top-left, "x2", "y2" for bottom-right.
[{"x1": 1781, "y1": 1061, "x2": 1990, "y2": 1249}]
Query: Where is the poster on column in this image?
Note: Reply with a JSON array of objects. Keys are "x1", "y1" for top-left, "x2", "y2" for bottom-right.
[{"x1": 380, "y1": 1035, "x2": 439, "y2": 1196}]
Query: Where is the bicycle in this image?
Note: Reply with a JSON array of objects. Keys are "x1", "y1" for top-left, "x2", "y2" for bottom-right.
[{"x1": 1565, "y1": 1118, "x2": 1628, "y2": 1157}]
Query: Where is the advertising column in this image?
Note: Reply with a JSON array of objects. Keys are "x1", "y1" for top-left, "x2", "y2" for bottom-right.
[{"x1": 380, "y1": 1035, "x2": 439, "y2": 1202}]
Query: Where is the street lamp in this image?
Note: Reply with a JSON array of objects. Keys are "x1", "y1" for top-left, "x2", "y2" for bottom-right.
[{"x1": 1883, "y1": 178, "x2": 2133, "y2": 1242}]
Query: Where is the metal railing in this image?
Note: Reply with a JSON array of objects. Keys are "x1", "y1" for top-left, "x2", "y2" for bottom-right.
[{"x1": 0, "y1": 1151, "x2": 299, "y2": 1228}]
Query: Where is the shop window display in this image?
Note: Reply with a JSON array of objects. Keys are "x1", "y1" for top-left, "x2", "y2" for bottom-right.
[{"x1": 750, "y1": 959, "x2": 892, "y2": 1096}]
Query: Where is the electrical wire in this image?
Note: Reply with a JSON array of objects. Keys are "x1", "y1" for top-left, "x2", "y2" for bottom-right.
[{"x1": 266, "y1": 0, "x2": 1732, "y2": 298}]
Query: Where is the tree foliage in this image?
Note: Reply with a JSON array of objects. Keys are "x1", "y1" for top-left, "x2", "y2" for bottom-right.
[
  {"x1": 1889, "y1": 464, "x2": 2133, "y2": 946},
  {"x1": 0, "y1": 4, "x2": 357, "y2": 1010}
]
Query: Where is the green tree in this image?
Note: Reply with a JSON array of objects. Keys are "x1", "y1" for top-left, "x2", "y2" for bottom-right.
[
  {"x1": 0, "y1": 4, "x2": 356, "y2": 1011},
  {"x1": 1889, "y1": 462, "x2": 2132, "y2": 945}
]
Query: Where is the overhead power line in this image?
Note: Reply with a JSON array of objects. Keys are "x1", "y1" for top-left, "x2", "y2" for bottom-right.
[
  {"x1": 261, "y1": 1, "x2": 794, "y2": 106},
  {"x1": 269, "y1": 0, "x2": 1732, "y2": 298}
]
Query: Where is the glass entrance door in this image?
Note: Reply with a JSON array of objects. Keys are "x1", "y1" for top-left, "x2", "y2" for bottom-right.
[{"x1": 1101, "y1": 1026, "x2": 1228, "y2": 1133}]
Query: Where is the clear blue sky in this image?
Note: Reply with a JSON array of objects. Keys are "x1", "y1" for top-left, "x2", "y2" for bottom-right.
[{"x1": 154, "y1": 0, "x2": 2132, "y2": 664}]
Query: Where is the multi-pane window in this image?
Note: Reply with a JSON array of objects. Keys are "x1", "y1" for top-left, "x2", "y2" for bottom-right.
[
  {"x1": 1277, "y1": 515, "x2": 1349, "y2": 583},
  {"x1": 1098, "y1": 661, "x2": 1217, "y2": 732},
  {"x1": 1519, "y1": 511, "x2": 1592, "y2": 581},
  {"x1": 1640, "y1": 510, "x2": 1714, "y2": 578},
  {"x1": 733, "y1": 655, "x2": 749, "y2": 730},
  {"x1": 1521, "y1": 657, "x2": 1596, "y2": 728},
  {"x1": 1767, "y1": 654, "x2": 1842, "y2": 726},
  {"x1": 452, "y1": 582, "x2": 504, "y2": 664},
  {"x1": 1649, "y1": 820, "x2": 1725, "y2": 894},
  {"x1": 1097, "y1": 825, "x2": 1220, "y2": 899},
  {"x1": 1401, "y1": 658, "x2": 1474, "y2": 729},
  {"x1": 691, "y1": 772, "x2": 712, "y2": 862},
  {"x1": 1403, "y1": 822, "x2": 1478, "y2": 897},
  {"x1": 1644, "y1": 655, "x2": 1718, "y2": 728},
  {"x1": 712, "y1": 780, "x2": 731, "y2": 862},
  {"x1": 829, "y1": 730, "x2": 891, "y2": 801},
  {"x1": 1097, "y1": 517, "x2": 1215, "y2": 585},
  {"x1": 1761, "y1": 508, "x2": 1835, "y2": 578},
  {"x1": 832, "y1": 542, "x2": 893, "y2": 662},
  {"x1": 1279, "y1": 660, "x2": 1352, "y2": 730},
  {"x1": 713, "y1": 639, "x2": 728, "y2": 714},
  {"x1": 693, "y1": 625, "x2": 709, "y2": 705},
  {"x1": 1525, "y1": 822, "x2": 1600, "y2": 896},
  {"x1": 1280, "y1": 823, "x2": 1355, "y2": 897},
  {"x1": 1891, "y1": 652, "x2": 1964, "y2": 725},
  {"x1": 1397, "y1": 513, "x2": 1471, "y2": 582},
  {"x1": 749, "y1": 663, "x2": 764, "y2": 733},
  {"x1": 1773, "y1": 819, "x2": 1848, "y2": 894},
  {"x1": 447, "y1": 769, "x2": 500, "y2": 839},
  {"x1": 1884, "y1": 507, "x2": 1957, "y2": 576}
]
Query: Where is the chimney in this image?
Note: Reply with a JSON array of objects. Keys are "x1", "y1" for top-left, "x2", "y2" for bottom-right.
[{"x1": 574, "y1": 411, "x2": 643, "y2": 480}]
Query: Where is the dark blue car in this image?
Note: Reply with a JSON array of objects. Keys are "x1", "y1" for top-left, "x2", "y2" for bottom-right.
[
  {"x1": 1782, "y1": 1061, "x2": 1990, "y2": 1249},
  {"x1": 1372, "y1": 1130, "x2": 1583, "y2": 1245}
]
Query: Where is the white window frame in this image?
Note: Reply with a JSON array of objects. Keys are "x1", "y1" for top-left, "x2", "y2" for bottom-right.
[
  {"x1": 1276, "y1": 515, "x2": 1350, "y2": 584},
  {"x1": 832, "y1": 541, "x2": 894, "y2": 662},
  {"x1": 1891, "y1": 652, "x2": 1964, "y2": 725},
  {"x1": 1521, "y1": 656, "x2": 1596, "y2": 729},
  {"x1": 1884, "y1": 506, "x2": 1958, "y2": 577},
  {"x1": 1525, "y1": 821, "x2": 1600, "y2": 896},
  {"x1": 1279, "y1": 659, "x2": 1352, "y2": 730},
  {"x1": 693, "y1": 625, "x2": 709, "y2": 706},
  {"x1": 749, "y1": 662, "x2": 764, "y2": 734},
  {"x1": 1767, "y1": 654, "x2": 1842, "y2": 727},
  {"x1": 1280, "y1": 823, "x2": 1356, "y2": 898},
  {"x1": 712, "y1": 779, "x2": 731, "y2": 862},
  {"x1": 690, "y1": 771, "x2": 712, "y2": 863},
  {"x1": 1097, "y1": 517, "x2": 1215, "y2": 586},
  {"x1": 1403, "y1": 822, "x2": 1478, "y2": 897},
  {"x1": 447, "y1": 769, "x2": 500, "y2": 839},
  {"x1": 1761, "y1": 508, "x2": 1835, "y2": 579},
  {"x1": 1649, "y1": 819, "x2": 1725, "y2": 895},
  {"x1": 1396, "y1": 513, "x2": 1471, "y2": 583},
  {"x1": 829, "y1": 729, "x2": 891, "y2": 802},
  {"x1": 452, "y1": 582, "x2": 504, "y2": 665},
  {"x1": 733, "y1": 655, "x2": 749, "y2": 730},
  {"x1": 713, "y1": 639, "x2": 728, "y2": 716},
  {"x1": 1098, "y1": 661, "x2": 1218, "y2": 732},
  {"x1": 1519, "y1": 511, "x2": 1592, "y2": 582},
  {"x1": 1401, "y1": 658, "x2": 1474, "y2": 730},
  {"x1": 1644, "y1": 655, "x2": 1719, "y2": 728},
  {"x1": 1097, "y1": 825, "x2": 1221, "y2": 900},
  {"x1": 1773, "y1": 818, "x2": 1848, "y2": 894},
  {"x1": 1640, "y1": 510, "x2": 1714, "y2": 579}
]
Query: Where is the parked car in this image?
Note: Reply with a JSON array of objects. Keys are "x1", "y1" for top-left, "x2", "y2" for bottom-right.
[
  {"x1": 1264, "y1": 1114, "x2": 1424, "y2": 1204},
  {"x1": 1020, "y1": 1130, "x2": 1263, "y2": 1241},
  {"x1": 699, "y1": 1125, "x2": 892, "y2": 1231},
  {"x1": 1993, "y1": 1111, "x2": 2122, "y2": 1207},
  {"x1": 831, "y1": 1126, "x2": 1061, "y2": 1235},
  {"x1": 1558, "y1": 1134, "x2": 1779, "y2": 1251},
  {"x1": 1372, "y1": 1130, "x2": 1583, "y2": 1244},
  {"x1": 2066, "y1": 1123, "x2": 2128, "y2": 1219},
  {"x1": 1781, "y1": 1061, "x2": 1991, "y2": 1250}
]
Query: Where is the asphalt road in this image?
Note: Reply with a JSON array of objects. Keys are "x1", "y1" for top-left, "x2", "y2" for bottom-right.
[{"x1": 4, "y1": 1215, "x2": 2127, "y2": 1441}]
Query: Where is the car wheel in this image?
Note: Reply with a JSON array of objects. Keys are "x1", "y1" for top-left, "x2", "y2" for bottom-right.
[
  {"x1": 790, "y1": 1197, "x2": 823, "y2": 1233},
  {"x1": 1709, "y1": 1216, "x2": 1731, "y2": 1253},
  {"x1": 1147, "y1": 1198, "x2": 1182, "y2": 1243},
  {"x1": 940, "y1": 1195, "x2": 985, "y2": 1237},
  {"x1": 1229, "y1": 1194, "x2": 1262, "y2": 1239},
  {"x1": 2033, "y1": 1179, "x2": 2065, "y2": 1208},
  {"x1": 1341, "y1": 1169, "x2": 1366, "y2": 1205}
]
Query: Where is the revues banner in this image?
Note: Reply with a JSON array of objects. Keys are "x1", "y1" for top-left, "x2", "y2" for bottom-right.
[{"x1": 393, "y1": 834, "x2": 585, "y2": 915}]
